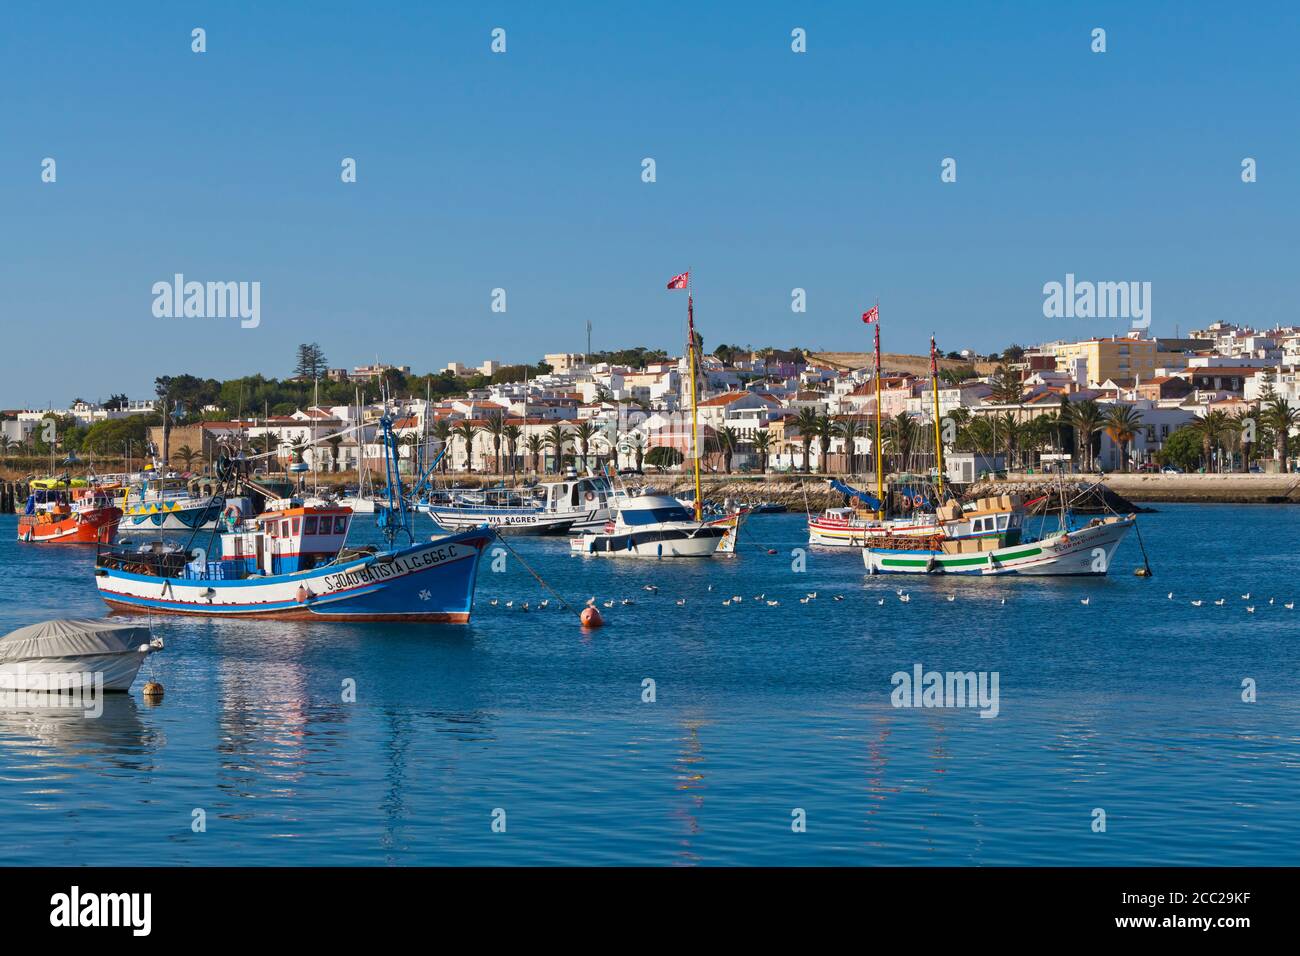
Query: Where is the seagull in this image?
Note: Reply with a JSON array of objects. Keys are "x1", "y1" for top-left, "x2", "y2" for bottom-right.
[
  {"x1": 877, "y1": 598, "x2": 885, "y2": 606},
  {"x1": 490, "y1": 599, "x2": 499, "y2": 606},
  {"x1": 899, "y1": 594, "x2": 911, "y2": 603},
  {"x1": 587, "y1": 596, "x2": 596, "y2": 606},
  {"x1": 1000, "y1": 598, "x2": 1006, "y2": 605},
  {"x1": 1080, "y1": 598, "x2": 1090, "y2": 606},
  {"x1": 896, "y1": 588, "x2": 905, "y2": 595},
  {"x1": 1286, "y1": 602, "x2": 1295, "y2": 610},
  {"x1": 603, "y1": 600, "x2": 614, "y2": 608},
  {"x1": 1214, "y1": 599, "x2": 1225, "y2": 606},
  {"x1": 799, "y1": 597, "x2": 810, "y2": 604},
  {"x1": 1191, "y1": 600, "x2": 1203, "y2": 607},
  {"x1": 753, "y1": 593, "x2": 765, "y2": 602},
  {"x1": 676, "y1": 599, "x2": 686, "y2": 606},
  {"x1": 1167, "y1": 592, "x2": 1174, "y2": 600},
  {"x1": 707, "y1": 585, "x2": 713, "y2": 591},
  {"x1": 723, "y1": 599, "x2": 732, "y2": 606},
  {"x1": 732, "y1": 595, "x2": 744, "y2": 603},
  {"x1": 1269, "y1": 598, "x2": 1275, "y2": 605},
  {"x1": 807, "y1": 592, "x2": 817, "y2": 599},
  {"x1": 766, "y1": 600, "x2": 780, "y2": 607},
  {"x1": 539, "y1": 599, "x2": 549, "y2": 608},
  {"x1": 644, "y1": 585, "x2": 658, "y2": 593},
  {"x1": 1247, "y1": 606, "x2": 1256, "y2": 613},
  {"x1": 946, "y1": 594, "x2": 956, "y2": 602},
  {"x1": 520, "y1": 602, "x2": 529, "y2": 612},
  {"x1": 1242, "y1": 593, "x2": 1251, "y2": 600},
  {"x1": 833, "y1": 595, "x2": 845, "y2": 602},
  {"x1": 621, "y1": 598, "x2": 634, "y2": 606},
  {"x1": 505, "y1": 601, "x2": 514, "y2": 608}
]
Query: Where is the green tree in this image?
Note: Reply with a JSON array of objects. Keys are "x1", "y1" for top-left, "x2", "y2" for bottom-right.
[
  {"x1": 294, "y1": 343, "x2": 328, "y2": 380},
  {"x1": 645, "y1": 446, "x2": 683, "y2": 471},
  {"x1": 1103, "y1": 405, "x2": 1144, "y2": 472},
  {"x1": 793, "y1": 408, "x2": 820, "y2": 473},
  {"x1": 750, "y1": 430, "x2": 773, "y2": 472},
  {"x1": 525, "y1": 434, "x2": 544, "y2": 474},
  {"x1": 1261, "y1": 398, "x2": 1300, "y2": 473},
  {"x1": 544, "y1": 423, "x2": 570, "y2": 474},
  {"x1": 716, "y1": 426, "x2": 741, "y2": 474},
  {"x1": 451, "y1": 421, "x2": 481, "y2": 472}
]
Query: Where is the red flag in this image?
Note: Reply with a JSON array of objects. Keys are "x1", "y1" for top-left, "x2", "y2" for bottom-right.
[
  {"x1": 666, "y1": 272, "x2": 690, "y2": 290},
  {"x1": 861, "y1": 306, "x2": 878, "y2": 324}
]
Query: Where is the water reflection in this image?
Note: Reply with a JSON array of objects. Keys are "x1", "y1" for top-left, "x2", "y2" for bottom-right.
[{"x1": 0, "y1": 695, "x2": 160, "y2": 778}]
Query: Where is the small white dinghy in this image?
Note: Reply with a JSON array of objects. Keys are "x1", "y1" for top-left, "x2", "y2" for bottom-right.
[{"x1": 0, "y1": 619, "x2": 162, "y2": 693}]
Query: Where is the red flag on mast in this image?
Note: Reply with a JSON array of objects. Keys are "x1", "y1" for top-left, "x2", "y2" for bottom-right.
[
  {"x1": 861, "y1": 306, "x2": 879, "y2": 324},
  {"x1": 667, "y1": 272, "x2": 690, "y2": 290},
  {"x1": 930, "y1": 335, "x2": 938, "y2": 377}
]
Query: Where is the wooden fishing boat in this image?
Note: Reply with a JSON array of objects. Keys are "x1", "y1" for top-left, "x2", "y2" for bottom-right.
[
  {"x1": 18, "y1": 483, "x2": 121, "y2": 544},
  {"x1": 864, "y1": 511, "x2": 1135, "y2": 576}
]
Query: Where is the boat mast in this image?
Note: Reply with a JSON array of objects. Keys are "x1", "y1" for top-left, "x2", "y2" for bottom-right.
[
  {"x1": 687, "y1": 284, "x2": 703, "y2": 522},
  {"x1": 930, "y1": 334, "x2": 944, "y2": 500},
  {"x1": 873, "y1": 303, "x2": 884, "y2": 517}
]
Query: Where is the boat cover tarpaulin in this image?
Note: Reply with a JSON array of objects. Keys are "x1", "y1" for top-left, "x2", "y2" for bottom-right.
[
  {"x1": 0, "y1": 619, "x2": 149, "y2": 662},
  {"x1": 828, "y1": 479, "x2": 882, "y2": 510}
]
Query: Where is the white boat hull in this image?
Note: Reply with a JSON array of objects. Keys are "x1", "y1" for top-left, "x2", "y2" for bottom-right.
[
  {"x1": 0, "y1": 652, "x2": 149, "y2": 693},
  {"x1": 570, "y1": 527, "x2": 725, "y2": 558}
]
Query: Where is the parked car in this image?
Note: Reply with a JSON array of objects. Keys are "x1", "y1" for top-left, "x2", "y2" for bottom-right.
[
  {"x1": 1161, "y1": 466, "x2": 1183, "y2": 474},
  {"x1": 1136, "y1": 462, "x2": 1160, "y2": 472}
]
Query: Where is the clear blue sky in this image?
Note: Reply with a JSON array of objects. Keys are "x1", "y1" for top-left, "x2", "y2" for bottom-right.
[{"x1": 3, "y1": 1, "x2": 1297, "y2": 407}]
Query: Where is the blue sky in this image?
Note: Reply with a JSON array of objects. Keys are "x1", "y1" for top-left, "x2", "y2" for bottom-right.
[{"x1": 3, "y1": 1, "x2": 1297, "y2": 406}]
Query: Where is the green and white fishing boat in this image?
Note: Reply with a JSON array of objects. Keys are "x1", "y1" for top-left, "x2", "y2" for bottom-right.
[{"x1": 863, "y1": 504, "x2": 1136, "y2": 576}]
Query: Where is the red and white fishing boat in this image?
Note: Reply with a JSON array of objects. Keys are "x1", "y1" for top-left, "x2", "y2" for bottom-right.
[{"x1": 18, "y1": 483, "x2": 122, "y2": 544}]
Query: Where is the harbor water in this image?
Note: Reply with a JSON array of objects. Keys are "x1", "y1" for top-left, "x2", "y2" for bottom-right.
[{"x1": 0, "y1": 505, "x2": 1297, "y2": 866}]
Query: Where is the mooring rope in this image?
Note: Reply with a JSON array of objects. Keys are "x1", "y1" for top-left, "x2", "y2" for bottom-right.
[{"x1": 489, "y1": 530, "x2": 580, "y2": 618}]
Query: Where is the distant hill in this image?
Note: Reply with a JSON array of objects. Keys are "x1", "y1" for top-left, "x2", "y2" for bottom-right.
[{"x1": 809, "y1": 351, "x2": 983, "y2": 377}]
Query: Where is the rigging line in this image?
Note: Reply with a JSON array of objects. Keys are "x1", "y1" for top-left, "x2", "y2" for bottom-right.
[{"x1": 490, "y1": 530, "x2": 579, "y2": 619}]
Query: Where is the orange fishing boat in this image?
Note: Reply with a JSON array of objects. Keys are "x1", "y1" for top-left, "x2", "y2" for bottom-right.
[{"x1": 18, "y1": 482, "x2": 122, "y2": 544}]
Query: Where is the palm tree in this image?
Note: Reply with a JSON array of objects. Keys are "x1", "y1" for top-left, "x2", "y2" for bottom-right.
[
  {"x1": 503, "y1": 424, "x2": 523, "y2": 480},
  {"x1": 482, "y1": 411, "x2": 508, "y2": 474},
  {"x1": 451, "y1": 421, "x2": 481, "y2": 473},
  {"x1": 430, "y1": 419, "x2": 452, "y2": 472},
  {"x1": 716, "y1": 426, "x2": 740, "y2": 474},
  {"x1": 793, "y1": 408, "x2": 820, "y2": 473},
  {"x1": 838, "y1": 416, "x2": 865, "y2": 475},
  {"x1": 324, "y1": 431, "x2": 343, "y2": 473},
  {"x1": 811, "y1": 416, "x2": 838, "y2": 474},
  {"x1": 572, "y1": 420, "x2": 599, "y2": 474},
  {"x1": 171, "y1": 444, "x2": 201, "y2": 472},
  {"x1": 544, "y1": 423, "x2": 570, "y2": 474},
  {"x1": 626, "y1": 431, "x2": 646, "y2": 472},
  {"x1": 750, "y1": 430, "x2": 773, "y2": 472},
  {"x1": 1230, "y1": 408, "x2": 1256, "y2": 471},
  {"x1": 997, "y1": 411, "x2": 1021, "y2": 469},
  {"x1": 1261, "y1": 398, "x2": 1300, "y2": 472},
  {"x1": 1190, "y1": 410, "x2": 1232, "y2": 472},
  {"x1": 525, "y1": 434, "x2": 544, "y2": 474},
  {"x1": 1103, "y1": 405, "x2": 1144, "y2": 472},
  {"x1": 885, "y1": 413, "x2": 915, "y2": 472},
  {"x1": 1066, "y1": 400, "x2": 1104, "y2": 471}
]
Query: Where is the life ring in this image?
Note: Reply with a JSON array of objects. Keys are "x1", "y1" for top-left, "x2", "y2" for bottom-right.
[
  {"x1": 585, "y1": 491, "x2": 595, "y2": 502},
  {"x1": 914, "y1": 494, "x2": 924, "y2": 507},
  {"x1": 223, "y1": 503, "x2": 242, "y2": 526}
]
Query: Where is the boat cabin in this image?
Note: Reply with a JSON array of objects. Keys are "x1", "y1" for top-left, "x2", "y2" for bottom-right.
[
  {"x1": 539, "y1": 476, "x2": 614, "y2": 514},
  {"x1": 219, "y1": 502, "x2": 353, "y2": 576}
]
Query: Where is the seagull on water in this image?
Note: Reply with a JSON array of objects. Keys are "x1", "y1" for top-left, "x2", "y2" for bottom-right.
[
  {"x1": 899, "y1": 593, "x2": 911, "y2": 603},
  {"x1": 1191, "y1": 600, "x2": 1203, "y2": 607},
  {"x1": 1080, "y1": 598, "x2": 1090, "y2": 606},
  {"x1": 766, "y1": 600, "x2": 780, "y2": 607},
  {"x1": 1286, "y1": 602, "x2": 1295, "y2": 610},
  {"x1": 603, "y1": 600, "x2": 615, "y2": 608},
  {"x1": 1214, "y1": 599, "x2": 1225, "y2": 606},
  {"x1": 490, "y1": 599, "x2": 499, "y2": 606},
  {"x1": 833, "y1": 595, "x2": 845, "y2": 602},
  {"x1": 723, "y1": 599, "x2": 732, "y2": 606},
  {"x1": 676, "y1": 599, "x2": 686, "y2": 606},
  {"x1": 644, "y1": 585, "x2": 658, "y2": 593},
  {"x1": 1242, "y1": 593, "x2": 1251, "y2": 600},
  {"x1": 1247, "y1": 606, "x2": 1256, "y2": 614},
  {"x1": 946, "y1": 594, "x2": 956, "y2": 602},
  {"x1": 1167, "y1": 592, "x2": 1174, "y2": 600}
]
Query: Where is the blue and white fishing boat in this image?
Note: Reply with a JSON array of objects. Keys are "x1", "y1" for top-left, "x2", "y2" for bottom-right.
[
  {"x1": 93, "y1": 414, "x2": 492, "y2": 622},
  {"x1": 115, "y1": 467, "x2": 252, "y2": 533}
]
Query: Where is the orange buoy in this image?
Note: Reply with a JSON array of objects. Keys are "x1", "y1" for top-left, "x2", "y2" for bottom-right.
[{"x1": 580, "y1": 606, "x2": 604, "y2": 628}]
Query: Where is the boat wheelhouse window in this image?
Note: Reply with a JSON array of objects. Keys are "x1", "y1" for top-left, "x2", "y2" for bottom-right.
[
  {"x1": 997, "y1": 515, "x2": 1008, "y2": 530},
  {"x1": 292, "y1": 518, "x2": 301, "y2": 534},
  {"x1": 304, "y1": 516, "x2": 318, "y2": 534},
  {"x1": 623, "y1": 506, "x2": 693, "y2": 525},
  {"x1": 334, "y1": 516, "x2": 347, "y2": 534},
  {"x1": 281, "y1": 520, "x2": 290, "y2": 536}
]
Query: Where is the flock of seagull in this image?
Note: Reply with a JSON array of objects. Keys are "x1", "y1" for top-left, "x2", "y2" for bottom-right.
[
  {"x1": 1174, "y1": 591, "x2": 1292, "y2": 613},
  {"x1": 485, "y1": 585, "x2": 1293, "y2": 616}
]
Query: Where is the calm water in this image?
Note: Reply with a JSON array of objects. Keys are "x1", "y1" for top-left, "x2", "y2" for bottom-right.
[{"x1": 0, "y1": 504, "x2": 1297, "y2": 866}]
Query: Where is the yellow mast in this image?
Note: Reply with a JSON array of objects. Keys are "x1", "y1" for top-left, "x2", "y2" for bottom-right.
[
  {"x1": 930, "y1": 334, "x2": 945, "y2": 500},
  {"x1": 687, "y1": 289, "x2": 703, "y2": 521}
]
